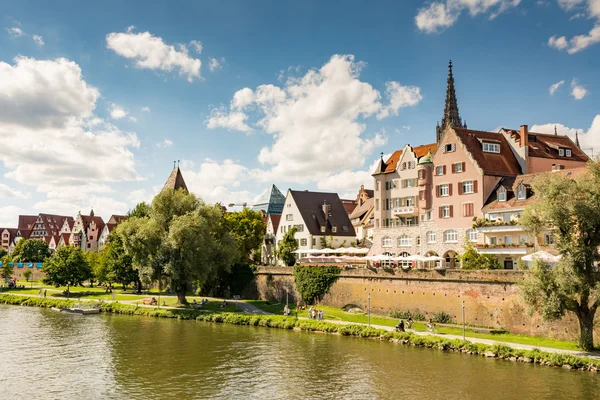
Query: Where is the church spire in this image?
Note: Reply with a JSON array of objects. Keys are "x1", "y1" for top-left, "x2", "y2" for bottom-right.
[
  {"x1": 554, "y1": 125, "x2": 558, "y2": 136},
  {"x1": 436, "y1": 60, "x2": 464, "y2": 143},
  {"x1": 575, "y1": 131, "x2": 580, "y2": 148}
]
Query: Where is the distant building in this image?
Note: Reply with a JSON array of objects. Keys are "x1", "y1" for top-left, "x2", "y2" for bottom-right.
[
  {"x1": 348, "y1": 185, "x2": 375, "y2": 246},
  {"x1": 98, "y1": 215, "x2": 127, "y2": 250},
  {"x1": 163, "y1": 161, "x2": 189, "y2": 192},
  {"x1": 261, "y1": 213, "x2": 281, "y2": 265},
  {"x1": 69, "y1": 210, "x2": 105, "y2": 252},
  {"x1": 251, "y1": 184, "x2": 285, "y2": 215}
]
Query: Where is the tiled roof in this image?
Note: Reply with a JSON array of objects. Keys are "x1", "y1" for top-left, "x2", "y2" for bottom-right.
[
  {"x1": 106, "y1": 223, "x2": 117, "y2": 233},
  {"x1": 504, "y1": 129, "x2": 589, "y2": 162},
  {"x1": 377, "y1": 143, "x2": 438, "y2": 174},
  {"x1": 163, "y1": 166, "x2": 188, "y2": 192},
  {"x1": 108, "y1": 215, "x2": 127, "y2": 224},
  {"x1": 81, "y1": 215, "x2": 106, "y2": 233},
  {"x1": 18, "y1": 215, "x2": 37, "y2": 230},
  {"x1": 454, "y1": 128, "x2": 522, "y2": 176},
  {"x1": 341, "y1": 200, "x2": 357, "y2": 214},
  {"x1": 349, "y1": 197, "x2": 373, "y2": 220},
  {"x1": 289, "y1": 190, "x2": 356, "y2": 237},
  {"x1": 269, "y1": 214, "x2": 281, "y2": 232},
  {"x1": 483, "y1": 167, "x2": 588, "y2": 211}
]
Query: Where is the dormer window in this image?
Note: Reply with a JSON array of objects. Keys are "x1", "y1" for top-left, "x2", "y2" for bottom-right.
[
  {"x1": 320, "y1": 226, "x2": 326, "y2": 233},
  {"x1": 444, "y1": 143, "x2": 456, "y2": 153},
  {"x1": 332, "y1": 226, "x2": 337, "y2": 233},
  {"x1": 566, "y1": 149, "x2": 572, "y2": 157},
  {"x1": 482, "y1": 142, "x2": 500, "y2": 153},
  {"x1": 497, "y1": 188, "x2": 507, "y2": 202},
  {"x1": 516, "y1": 183, "x2": 526, "y2": 200},
  {"x1": 559, "y1": 149, "x2": 564, "y2": 156}
]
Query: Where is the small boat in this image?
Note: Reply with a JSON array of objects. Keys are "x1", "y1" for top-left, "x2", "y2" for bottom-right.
[{"x1": 52, "y1": 306, "x2": 100, "y2": 315}]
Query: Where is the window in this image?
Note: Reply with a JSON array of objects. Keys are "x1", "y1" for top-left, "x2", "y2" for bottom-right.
[
  {"x1": 417, "y1": 236, "x2": 421, "y2": 245},
  {"x1": 442, "y1": 205, "x2": 451, "y2": 218},
  {"x1": 320, "y1": 226, "x2": 326, "y2": 233},
  {"x1": 482, "y1": 142, "x2": 500, "y2": 153},
  {"x1": 419, "y1": 190, "x2": 425, "y2": 201},
  {"x1": 375, "y1": 199, "x2": 379, "y2": 211},
  {"x1": 439, "y1": 184, "x2": 449, "y2": 197},
  {"x1": 341, "y1": 226, "x2": 348, "y2": 232},
  {"x1": 497, "y1": 190, "x2": 506, "y2": 202},
  {"x1": 426, "y1": 210, "x2": 432, "y2": 220},
  {"x1": 402, "y1": 179, "x2": 417, "y2": 188},
  {"x1": 463, "y1": 203, "x2": 474, "y2": 217},
  {"x1": 408, "y1": 161, "x2": 416, "y2": 169},
  {"x1": 444, "y1": 143, "x2": 456, "y2": 153},
  {"x1": 504, "y1": 236, "x2": 512, "y2": 245},
  {"x1": 566, "y1": 149, "x2": 572, "y2": 157},
  {"x1": 382, "y1": 236, "x2": 393, "y2": 247},
  {"x1": 453, "y1": 162, "x2": 463, "y2": 173},
  {"x1": 517, "y1": 184, "x2": 526, "y2": 200},
  {"x1": 559, "y1": 149, "x2": 564, "y2": 156},
  {"x1": 461, "y1": 181, "x2": 474, "y2": 194},
  {"x1": 544, "y1": 233, "x2": 555, "y2": 245},
  {"x1": 398, "y1": 235, "x2": 412, "y2": 247},
  {"x1": 332, "y1": 226, "x2": 337, "y2": 233},
  {"x1": 287, "y1": 203, "x2": 291, "y2": 208},
  {"x1": 406, "y1": 197, "x2": 414, "y2": 207},
  {"x1": 436, "y1": 165, "x2": 445, "y2": 176},
  {"x1": 467, "y1": 229, "x2": 478, "y2": 242},
  {"x1": 489, "y1": 237, "x2": 497, "y2": 245},
  {"x1": 519, "y1": 235, "x2": 528, "y2": 244},
  {"x1": 296, "y1": 224, "x2": 304, "y2": 232},
  {"x1": 375, "y1": 219, "x2": 379, "y2": 228},
  {"x1": 444, "y1": 230, "x2": 458, "y2": 243},
  {"x1": 401, "y1": 162, "x2": 407, "y2": 170},
  {"x1": 300, "y1": 238, "x2": 307, "y2": 246},
  {"x1": 285, "y1": 214, "x2": 293, "y2": 221},
  {"x1": 376, "y1": 181, "x2": 380, "y2": 191},
  {"x1": 312, "y1": 238, "x2": 316, "y2": 246},
  {"x1": 427, "y1": 231, "x2": 436, "y2": 243}
]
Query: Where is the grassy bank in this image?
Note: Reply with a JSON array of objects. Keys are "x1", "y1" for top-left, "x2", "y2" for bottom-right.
[
  {"x1": 247, "y1": 301, "x2": 583, "y2": 351},
  {"x1": 1, "y1": 294, "x2": 598, "y2": 373}
]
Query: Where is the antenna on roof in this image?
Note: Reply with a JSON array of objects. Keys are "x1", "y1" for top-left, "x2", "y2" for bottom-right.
[{"x1": 177, "y1": 160, "x2": 180, "y2": 168}]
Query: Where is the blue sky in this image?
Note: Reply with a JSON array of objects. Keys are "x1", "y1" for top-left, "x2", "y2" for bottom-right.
[{"x1": 1, "y1": 0, "x2": 599, "y2": 225}]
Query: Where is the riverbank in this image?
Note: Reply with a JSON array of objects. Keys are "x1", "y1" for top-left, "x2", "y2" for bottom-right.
[{"x1": 1, "y1": 294, "x2": 598, "y2": 373}]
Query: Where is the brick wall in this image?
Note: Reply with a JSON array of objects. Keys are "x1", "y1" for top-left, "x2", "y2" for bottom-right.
[{"x1": 251, "y1": 266, "x2": 600, "y2": 344}]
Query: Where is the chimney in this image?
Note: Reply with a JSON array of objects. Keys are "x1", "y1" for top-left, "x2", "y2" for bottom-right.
[
  {"x1": 520, "y1": 125, "x2": 528, "y2": 148},
  {"x1": 322, "y1": 200, "x2": 329, "y2": 221}
]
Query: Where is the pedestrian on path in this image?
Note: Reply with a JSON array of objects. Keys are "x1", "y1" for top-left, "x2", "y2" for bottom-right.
[{"x1": 43, "y1": 290, "x2": 47, "y2": 298}]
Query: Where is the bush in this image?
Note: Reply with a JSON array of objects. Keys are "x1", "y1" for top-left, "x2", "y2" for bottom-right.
[
  {"x1": 293, "y1": 265, "x2": 341, "y2": 304},
  {"x1": 389, "y1": 309, "x2": 426, "y2": 321},
  {"x1": 432, "y1": 311, "x2": 454, "y2": 324}
]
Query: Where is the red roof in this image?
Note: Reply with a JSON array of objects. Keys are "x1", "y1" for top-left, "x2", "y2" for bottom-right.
[
  {"x1": 454, "y1": 128, "x2": 522, "y2": 176},
  {"x1": 382, "y1": 143, "x2": 437, "y2": 173},
  {"x1": 504, "y1": 129, "x2": 589, "y2": 162},
  {"x1": 269, "y1": 214, "x2": 281, "y2": 232}
]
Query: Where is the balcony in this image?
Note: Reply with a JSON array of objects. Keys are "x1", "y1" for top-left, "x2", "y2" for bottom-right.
[
  {"x1": 392, "y1": 206, "x2": 417, "y2": 216},
  {"x1": 475, "y1": 243, "x2": 534, "y2": 255}
]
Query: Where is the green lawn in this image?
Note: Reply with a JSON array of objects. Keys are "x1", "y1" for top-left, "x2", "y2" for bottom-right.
[{"x1": 248, "y1": 300, "x2": 582, "y2": 351}]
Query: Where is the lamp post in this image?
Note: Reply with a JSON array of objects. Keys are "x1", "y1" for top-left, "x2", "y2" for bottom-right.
[
  {"x1": 368, "y1": 292, "x2": 371, "y2": 327},
  {"x1": 462, "y1": 300, "x2": 465, "y2": 341}
]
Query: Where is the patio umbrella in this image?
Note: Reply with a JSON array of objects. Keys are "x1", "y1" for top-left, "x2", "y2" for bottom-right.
[{"x1": 521, "y1": 251, "x2": 561, "y2": 263}]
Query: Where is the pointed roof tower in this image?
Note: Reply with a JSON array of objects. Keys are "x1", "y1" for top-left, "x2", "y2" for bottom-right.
[
  {"x1": 372, "y1": 152, "x2": 387, "y2": 175},
  {"x1": 163, "y1": 161, "x2": 188, "y2": 192},
  {"x1": 251, "y1": 184, "x2": 286, "y2": 214},
  {"x1": 436, "y1": 60, "x2": 464, "y2": 143},
  {"x1": 575, "y1": 131, "x2": 580, "y2": 148}
]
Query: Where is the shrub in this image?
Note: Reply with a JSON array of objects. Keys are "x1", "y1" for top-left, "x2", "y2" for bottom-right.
[
  {"x1": 432, "y1": 311, "x2": 454, "y2": 324},
  {"x1": 293, "y1": 265, "x2": 341, "y2": 304},
  {"x1": 388, "y1": 309, "x2": 426, "y2": 321}
]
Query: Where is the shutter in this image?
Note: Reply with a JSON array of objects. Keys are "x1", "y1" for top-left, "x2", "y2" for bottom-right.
[
  {"x1": 439, "y1": 207, "x2": 443, "y2": 219},
  {"x1": 448, "y1": 183, "x2": 453, "y2": 196},
  {"x1": 458, "y1": 182, "x2": 462, "y2": 195},
  {"x1": 443, "y1": 165, "x2": 447, "y2": 175},
  {"x1": 436, "y1": 185, "x2": 440, "y2": 198},
  {"x1": 473, "y1": 180, "x2": 478, "y2": 193},
  {"x1": 449, "y1": 205, "x2": 454, "y2": 218},
  {"x1": 462, "y1": 162, "x2": 466, "y2": 172},
  {"x1": 451, "y1": 163, "x2": 455, "y2": 173}
]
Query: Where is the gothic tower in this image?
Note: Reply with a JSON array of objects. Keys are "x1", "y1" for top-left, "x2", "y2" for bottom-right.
[{"x1": 436, "y1": 60, "x2": 465, "y2": 143}]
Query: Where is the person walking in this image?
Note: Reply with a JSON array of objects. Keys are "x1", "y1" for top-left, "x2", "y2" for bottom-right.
[{"x1": 43, "y1": 290, "x2": 47, "y2": 298}]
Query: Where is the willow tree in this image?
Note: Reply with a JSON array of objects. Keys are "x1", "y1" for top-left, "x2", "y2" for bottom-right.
[
  {"x1": 520, "y1": 162, "x2": 600, "y2": 351},
  {"x1": 118, "y1": 189, "x2": 238, "y2": 304}
]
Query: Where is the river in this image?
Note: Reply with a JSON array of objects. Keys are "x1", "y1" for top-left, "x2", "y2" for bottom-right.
[{"x1": 0, "y1": 305, "x2": 597, "y2": 399}]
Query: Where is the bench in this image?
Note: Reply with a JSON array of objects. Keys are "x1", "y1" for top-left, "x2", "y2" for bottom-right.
[{"x1": 142, "y1": 298, "x2": 154, "y2": 305}]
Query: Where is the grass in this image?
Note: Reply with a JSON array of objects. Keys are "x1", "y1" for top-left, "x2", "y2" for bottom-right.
[
  {"x1": 1, "y1": 293, "x2": 598, "y2": 373},
  {"x1": 248, "y1": 300, "x2": 583, "y2": 351}
]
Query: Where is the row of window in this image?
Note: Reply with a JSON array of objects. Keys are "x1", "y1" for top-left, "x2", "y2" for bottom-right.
[
  {"x1": 280, "y1": 224, "x2": 305, "y2": 234},
  {"x1": 383, "y1": 196, "x2": 416, "y2": 210},
  {"x1": 436, "y1": 181, "x2": 478, "y2": 197},
  {"x1": 437, "y1": 203, "x2": 474, "y2": 218},
  {"x1": 382, "y1": 216, "x2": 419, "y2": 228},
  {"x1": 381, "y1": 229, "x2": 477, "y2": 246}
]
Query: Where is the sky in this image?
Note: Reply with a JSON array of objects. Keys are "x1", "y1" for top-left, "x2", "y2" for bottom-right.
[{"x1": 1, "y1": 0, "x2": 599, "y2": 226}]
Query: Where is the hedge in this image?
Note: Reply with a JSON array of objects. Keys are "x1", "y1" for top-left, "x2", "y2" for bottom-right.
[{"x1": 1, "y1": 294, "x2": 597, "y2": 373}]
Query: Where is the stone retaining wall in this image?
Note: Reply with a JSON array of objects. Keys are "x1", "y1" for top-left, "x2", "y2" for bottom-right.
[{"x1": 248, "y1": 266, "x2": 600, "y2": 344}]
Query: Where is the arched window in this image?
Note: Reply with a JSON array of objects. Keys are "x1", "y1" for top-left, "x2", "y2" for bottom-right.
[
  {"x1": 382, "y1": 236, "x2": 393, "y2": 247},
  {"x1": 466, "y1": 229, "x2": 478, "y2": 242},
  {"x1": 444, "y1": 230, "x2": 458, "y2": 243},
  {"x1": 398, "y1": 234, "x2": 412, "y2": 247},
  {"x1": 427, "y1": 231, "x2": 436, "y2": 243}
]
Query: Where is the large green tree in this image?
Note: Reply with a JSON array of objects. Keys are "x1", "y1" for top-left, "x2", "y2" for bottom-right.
[
  {"x1": 0, "y1": 248, "x2": 7, "y2": 259},
  {"x1": 278, "y1": 226, "x2": 298, "y2": 266},
  {"x1": 101, "y1": 231, "x2": 139, "y2": 290},
  {"x1": 119, "y1": 189, "x2": 239, "y2": 304},
  {"x1": 224, "y1": 208, "x2": 266, "y2": 263},
  {"x1": 520, "y1": 162, "x2": 600, "y2": 351},
  {"x1": 11, "y1": 239, "x2": 51, "y2": 263},
  {"x1": 458, "y1": 240, "x2": 501, "y2": 270},
  {"x1": 42, "y1": 246, "x2": 92, "y2": 293},
  {"x1": 1, "y1": 258, "x2": 13, "y2": 280},
  {"x1": 127, "y1": 202, "x2": 151, "y2": 218}
]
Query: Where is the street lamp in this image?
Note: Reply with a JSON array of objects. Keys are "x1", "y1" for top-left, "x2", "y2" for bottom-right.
[{"x1": 368, "y1": 292, "x2": 371, "y2": 327}]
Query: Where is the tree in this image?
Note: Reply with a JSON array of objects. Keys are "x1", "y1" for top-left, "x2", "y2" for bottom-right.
[
  {"x1": 102, "y1": 231, "x2": 139, "y2": 290},
  {"x1": 0, "y1": 248, "x2": 7, "y2": 259},
  {"x1": 119, "y1": 189, "x2": 239, "y2": 304},
  {"x1": 1, "y1": 259, "x2": 13, "y2": 280},
  {"x1": 224, "y1": 208, "x2": 266, "y2": 263},
  {"x1": 458, "y1": 240, "x2": 501, "y2": 270},
  {"x1": 127, "y1": 202, "x2": 151, "y2": 218},
  {"x1": 520, "y1": 162, "x2": 600, "y2": 351},
  {"x1": 293, "y1": 265, "x2": 341, "y2": 304},
  {"x1": 42, "y1": 246, "x2": 92, "y2": 292},
  {"x1": 278, "y1": 226, "x2": 298, "y2": 266},
  {"x1": 23, "y1": 269, "x2": 32, "y2": 282},
  {"x1": 85, "y1": 251, "x2": 102, "y2": 287},
  {"x1": 11, "y1": 239, "x2": 51, "y2": 262}
]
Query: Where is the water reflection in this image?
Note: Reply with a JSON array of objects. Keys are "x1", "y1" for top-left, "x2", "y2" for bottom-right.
[{"x1": 0, "y1": 305, "x2": 597, "y2": 400}]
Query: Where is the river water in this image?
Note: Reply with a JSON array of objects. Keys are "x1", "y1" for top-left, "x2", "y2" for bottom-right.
[{"x1": 0, "y1": 305, "x2": 597, "y2": 399}]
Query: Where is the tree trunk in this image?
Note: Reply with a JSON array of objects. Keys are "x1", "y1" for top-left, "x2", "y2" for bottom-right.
[
  {"x1": 176, "y1": 291, "x2": 188, "y2": 305},
  {"x1": 577, "y1": 309, "x2": 596, "y2": 352}
]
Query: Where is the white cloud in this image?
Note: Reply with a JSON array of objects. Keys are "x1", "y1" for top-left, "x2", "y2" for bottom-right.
[
  {"x1": 548, "y1": 35, "x2": 569, "y2": 50},
  {"x1": 156, "y1": 139, "x2": 173, "y2": 148},
  {"x1": 106, "y1": 29, "x2": 202, "y2": 82},
  {"x1": 0, "y1": 205, "x2": 24, "y2": 227},
  {"x1": 141, "y1": 106, "x2": 151, "y2": 112},
  {"x1": 33, "y1": 34, "x2": 44, "y2": 46},
  {"x1": 415, "y1": 0, "x2": 521, "y2": 33},
  {"x1": 6, "y1": 27, "x2": 23, "y2": 37},
  {"x1": 549, "y1": 80, "x2": 565, "y2": 95},
  {"x1": 558, "y1": 0, "x2": 585, "y2": 10},
  {"x1": 531, "y1": 115, "x2": 600, "y2": 152},
  {"x1": 208, "y1": 57, "x2": 224, "y2": 72},
  {"x1": 34, "y1": 194, "x2": 129, "y2": 220},
  {"x1": 570, "y1": 79, "x2": 588, "y2": 99},
  {"x1": 207, "y1": 55, "x2": 416, "y2": 183},
  {"x1": 109, "y1": 103, "x2": 128, "y2": 119},
  {"x1": 0, "y1": 183, "x2": 30, "y2": 199},
  {"x1": 128, "y1": 188, "x2": 154, "y2": 205},
  {"x1": 566, "y1": 24, "x2": 600, "y2": 53},
  {"x1": 189, "y1": 40, "x2": 203, "y2": 54},
  {"x1": 0, "y1": 56, "x2": 141, "y2": 213},
  {"x1": 128, "y1": 116, "x2": 137, "y2": 122}
]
